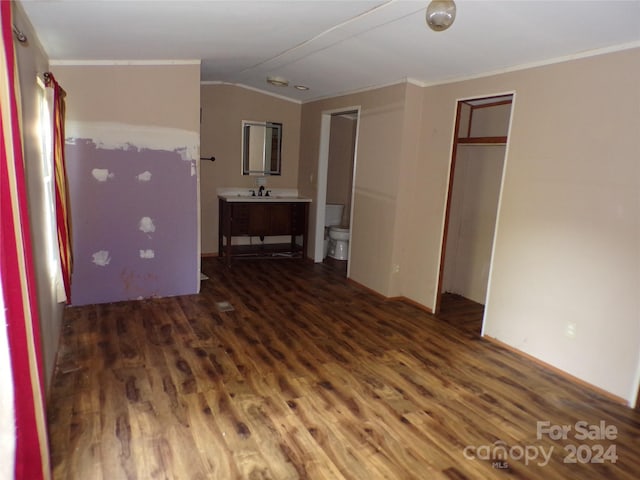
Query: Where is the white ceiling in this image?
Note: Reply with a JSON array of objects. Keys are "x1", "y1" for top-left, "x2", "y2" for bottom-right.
[{"x1": 19, "y1": 0, "x2": 640, "y2": 103}]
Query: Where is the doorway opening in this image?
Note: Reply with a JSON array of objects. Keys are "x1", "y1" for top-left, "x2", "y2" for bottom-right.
[
  {"x1": 436, "y1": 94, "x2": 514, "y2": 328},
  {"x1": 314, "y1": 107, "x2": 360, "y2": 277}
]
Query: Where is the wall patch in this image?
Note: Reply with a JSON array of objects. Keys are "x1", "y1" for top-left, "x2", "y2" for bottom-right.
[
  {"x1": 66, "y1": 121, "x2": 199, "y2": 162},
  {"x1": 139, "y1": 216, "x2": 156, "y2": 234},
  {"x1": 92, "y1": 168, "x2": 114, "y2": 182},
  {"x1": 92, "y1": 250, "x2": 111, "y2": 267},
  {"x1": 137, "y1": 171, "x2": 152, "y2": 182}
]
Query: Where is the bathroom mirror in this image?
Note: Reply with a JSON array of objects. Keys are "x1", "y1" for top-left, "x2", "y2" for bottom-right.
[{"x1": 242, "y1": 121, "x2": 282, "y2": 175}]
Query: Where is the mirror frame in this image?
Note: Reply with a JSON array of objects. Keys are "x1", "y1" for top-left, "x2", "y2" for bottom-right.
[{"x1": 242, "y1": 120, "x2": 282, "y2": 176}]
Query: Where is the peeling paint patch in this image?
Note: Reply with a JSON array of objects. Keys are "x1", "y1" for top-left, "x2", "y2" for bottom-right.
[
  {"x1": 139, "y1": 249, "x2": 155, "y2": 259},
  {"x1": 92, "y1": 250, "x2": 111, "y2": 266},
  {"x1": 92, "y1": 168, "x2": 114, "y2": 182},
  {"x1": 66, "y1": 121, "x2": 199, "y2": 161},
  {"x1": 136, "y1": 171, "x2": 152, "y2": 182},
  {"x1": 139, "y1": 217, "x2": 156, "y2": 234}
]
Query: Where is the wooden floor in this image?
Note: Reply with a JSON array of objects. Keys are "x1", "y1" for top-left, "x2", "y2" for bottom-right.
[{"x1": 48, "y1": 258, "x2": 640, "y2": 479}]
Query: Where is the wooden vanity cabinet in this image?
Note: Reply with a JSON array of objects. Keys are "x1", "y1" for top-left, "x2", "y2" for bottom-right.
[{"x1": 218, "y1": 198, "x2": 309, "y2": 265}]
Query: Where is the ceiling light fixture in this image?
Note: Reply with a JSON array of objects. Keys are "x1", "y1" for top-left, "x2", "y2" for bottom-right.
[
  {"x1": 426, "y1": 0, "x2": 456, "y2": 32},
  {"x1": 266, "y1": 76, "x2": 289, "y2": 87},
  {"x1": 294, "y1": 85, "x2": 309, "y2": 91}
]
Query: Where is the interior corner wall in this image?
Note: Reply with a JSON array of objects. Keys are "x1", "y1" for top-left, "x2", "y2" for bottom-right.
[
  {"x1": 299, "y1": 83, "x2": 407, "y2": 296},
  {"x1": 199, "y1": 84, "x2": 302, "y2": 255},
  {"x1": 403, "y1": 48, "x2": 640, "y2": 403},
  {"x1": 52, "y1": 64, "x2": 201, "y2": 306},
  {"x1": 13, "y1": 1, "x2": 63, "y2": 391},
  {"x1": 390, "y1": 82, "x2": 425, "y2": 298}
]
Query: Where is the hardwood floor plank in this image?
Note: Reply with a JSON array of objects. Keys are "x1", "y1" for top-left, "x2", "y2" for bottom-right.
[
  {"x1": 185, "y1": 392, "x2": 241, "y2": 479},
  {"x1": 47, "y1": 258, "x2": 640, "y2": 479},
  {"x1": 202, "y1": 387, "x2": 282, "y2": 479}
]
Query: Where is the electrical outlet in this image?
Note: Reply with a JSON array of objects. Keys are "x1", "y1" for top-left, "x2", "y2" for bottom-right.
[
  {"x1": 393, "y1": 264, "x2": 400, "y2": 273},
  {"x1": 565, "y1": 322, "x2": 577, "y2": 339}
]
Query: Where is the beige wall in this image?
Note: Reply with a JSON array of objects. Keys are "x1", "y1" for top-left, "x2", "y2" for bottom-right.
[
  {"x1": 469, "y1": 103, "x2": 512, "y2": 137},
  {"x1": 13, "y1": 1, "x2": 63, "y2": 391},
  {"x1": 299, "y1": 83, "x2": 410, "y2": 294},
  {"x1": 326, "y1": 115, "x2": 356, "y2": 225},
  {"x1": 394, "y1": 48, "x2": 639, "y2": 404},
  {"x1": 300, "y1": 48, "x2": 639, "y2": 404},
  {"x1": 53, "y1": 63, "x2": 200, "y2": 132},
  {"x1": 200, "y1": 84, "x2": 301, "y2": 253},
  {"x1": 390, "y1": 82, "x2": 425, "y2": 296}
]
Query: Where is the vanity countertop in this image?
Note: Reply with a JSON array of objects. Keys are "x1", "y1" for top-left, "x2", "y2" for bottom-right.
[
  {"x1": 217, "y1": 188, "x2": 312, "y2": 203},
  {"x1": 219, "y1": 195, "x2": 312, "y2": 203}
]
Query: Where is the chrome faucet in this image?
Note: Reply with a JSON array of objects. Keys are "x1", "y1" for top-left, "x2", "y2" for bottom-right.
[{"x1": 258, "y1": 185, "x2": 265, "y2": 196}]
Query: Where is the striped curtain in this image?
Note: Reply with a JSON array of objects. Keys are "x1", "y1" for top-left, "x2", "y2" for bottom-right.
[
  {"x1": 43, "y1": 72, "x2": 72, "y2": 303},
  {"x1": 0, "y1": 3, "x2": 51, "y2": 480}
]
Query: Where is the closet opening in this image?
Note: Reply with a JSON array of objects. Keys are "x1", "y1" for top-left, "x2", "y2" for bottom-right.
[{"x1": 436, "y1": 94, "x2": 514, "y2": 330}]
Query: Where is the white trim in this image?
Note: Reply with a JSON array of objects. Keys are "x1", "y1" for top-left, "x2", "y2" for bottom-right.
[
  {"x1": 314, "y1": 114, "x2": 331, "y2": 263},
  {"x1": 49, "y1": 59, "x2": 201, "y2": 66},
  {"x1": 302, "y1": 41, "x2": 640, "y2": 104},
  {"x1": 201, "y1": 78, "x2": 418, "y2": 105},
  {"x1": 345, "y1": 108, "x2": 361, "y2": 278},
  {"x1": 200, "y1": 81, "x2": 302, "y2": 104},
  {"x1": 406, "y1": 77, "x2": 429, "y2": 88},
  {"x1": 433, "y1": 91, "x2": 516, "y2": 317},
  {"x1": 481, "y1": 91, "x2": 517, "y2": 337},
  {"x1": 303, "y1": 78, "x2": 413, "y2": 104},
  {"x1": 419, "y1": 41, "x2": 640, "y2": 89},
  {"x1": 631, "y1": 353, "x2": 640, "y2": 408},
  {"x1": 196, "y1": 128, "x2": 202, "y2": 294},
  {"x1": 314, "y1": 105, "x2": 360, "y2": 267}
]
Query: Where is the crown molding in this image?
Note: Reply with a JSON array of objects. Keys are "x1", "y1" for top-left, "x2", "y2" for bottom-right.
[
  {"x1": 49, "y1": 59, "x2": 201, "y2": 66},
  {"x1": 200, "y1": 81, "x2": 302, "y2": 104}
]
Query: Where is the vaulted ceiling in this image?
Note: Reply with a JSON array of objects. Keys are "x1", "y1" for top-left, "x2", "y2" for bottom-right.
[{"x1": 19, "y1": 0, "x2": 640, "y2": 102}]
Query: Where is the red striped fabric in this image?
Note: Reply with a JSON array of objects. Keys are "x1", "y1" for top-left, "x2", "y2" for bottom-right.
[
  {"x1": 44, "y1": 72, "x2": 72, "y2": 303},
  {"x1": 1, "y1": 2, "x2": 51, "y2": 479}
]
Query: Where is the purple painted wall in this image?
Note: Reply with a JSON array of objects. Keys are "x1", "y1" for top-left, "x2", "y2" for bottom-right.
[{"x1": 66, "y1": 139, "x2": 198, "y2": 305}]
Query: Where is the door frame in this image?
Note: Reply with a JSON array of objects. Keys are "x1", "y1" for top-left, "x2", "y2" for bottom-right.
[
  {"x1": 313, "y1": 106, "x2": 361, "y2": 276},
  {"x1": 434, "y1": 92, "x2": 516, "y2": 321}
]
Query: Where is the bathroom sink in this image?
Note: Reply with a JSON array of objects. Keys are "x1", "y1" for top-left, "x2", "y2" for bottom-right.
[
  {"x1": 220, "y1": 194, "x2": 311, "y2": 203},
  {"x1": 217, "y1": 188, "x2": 311, "y2": 203}
]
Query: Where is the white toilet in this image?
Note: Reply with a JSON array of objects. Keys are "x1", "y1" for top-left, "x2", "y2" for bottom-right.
[{"x1": 324, "y1": 203, "x2": 351, "y2": 261}]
